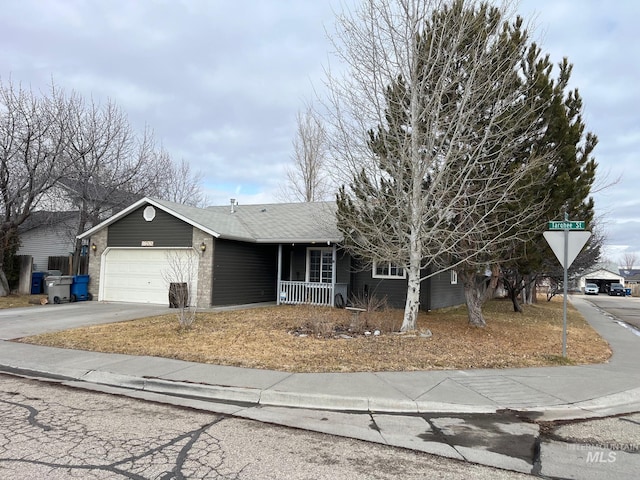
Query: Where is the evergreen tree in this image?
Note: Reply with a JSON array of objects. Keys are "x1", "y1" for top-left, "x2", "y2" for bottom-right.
[
  {"x1": 501, "y1": 49, "x2": 598, "y2": 311},
  {"x1": 334, "y1": 0, "x2": 551, "y2": 329}
]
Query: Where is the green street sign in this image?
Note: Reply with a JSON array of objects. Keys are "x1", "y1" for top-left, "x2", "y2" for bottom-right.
[{"x1": 548, "y1": 220, "x2": 585, "y2": 230}]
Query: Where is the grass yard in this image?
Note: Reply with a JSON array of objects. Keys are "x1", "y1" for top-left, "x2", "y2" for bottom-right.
[
  {"x1": 16, "y1": 296, "x2": 611, "y2": 373},
  {"x1": 0, "y1": 294, "x2": 42, "y2": 309}
]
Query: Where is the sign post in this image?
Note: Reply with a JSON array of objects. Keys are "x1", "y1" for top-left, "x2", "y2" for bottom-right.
[{"x1": 543, "y1": 214, "x2": 591, "y2": 357}]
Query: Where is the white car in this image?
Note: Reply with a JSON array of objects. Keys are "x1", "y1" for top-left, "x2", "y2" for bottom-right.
[{"x1": 585, "y1": 283, "x2": 599, "y2": 295}]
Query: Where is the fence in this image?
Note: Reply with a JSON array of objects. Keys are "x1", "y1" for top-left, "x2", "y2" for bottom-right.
[{"x1": 47, "y1": 256, "x2": 88, "y2": 275}]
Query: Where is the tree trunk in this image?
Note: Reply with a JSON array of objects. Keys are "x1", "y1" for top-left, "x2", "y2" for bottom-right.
[
  {"x1": 461, "y1": 265, "x2": 501, "y2": 327},
  {"x1": 0, "y1": 270, "x2": 9, "y2": 296},
  {"x1": 509, "y1": 287, "x2": 523, "y2": 313},
  {"x1": 522, "y1": 275, "x2": 536, "y2": 304},
  {"x1": 0, "y1": 229, "x2": 9, "y2": 296},
  {"x1": 400, "y1": 222, "x2": 422, "y2": 332},
  {"x1": 464, "y1": 279, "x2": 486, "y2": 327},
  {"x1": 401, "y1": 264, "x2": 421, "y2": 331}
]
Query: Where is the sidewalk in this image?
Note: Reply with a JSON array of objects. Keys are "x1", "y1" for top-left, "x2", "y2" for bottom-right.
[{"x1": 1, "y1": 296, "x2": 639, "y2": 421}]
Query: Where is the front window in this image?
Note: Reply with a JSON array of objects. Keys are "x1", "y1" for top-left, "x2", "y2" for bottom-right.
[
  {"x1": 373, "y1": 261, "x2": 406, "y2": 279},
  {"x1": 307, "y1": 248, "x2": 333, "y2": 283}
]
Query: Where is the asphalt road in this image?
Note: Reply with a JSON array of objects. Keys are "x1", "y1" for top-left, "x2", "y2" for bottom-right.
[
  {"x1": 581, "y1": 294, "x2": 640, "y2": 332},
  {"x1": 0, "y1": 375, "x2": 530, "y2": 480}
]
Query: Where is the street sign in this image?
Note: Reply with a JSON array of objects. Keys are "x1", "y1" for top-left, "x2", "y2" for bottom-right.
[
  {"x1": 543, "y1": 231, "x2": 591, "y2": 269},
  {"x1": 548, "y1": 221, "x2": 585, "y2": 230},
  {"x1": 544, "y1": 227, "x2": 591, "y2": 358}
]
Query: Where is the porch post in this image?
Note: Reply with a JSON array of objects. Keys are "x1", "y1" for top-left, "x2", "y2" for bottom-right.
[
  {"x1": 277, "y1": 244, "x2": 282, "y2": 305},
  {"x1": 331, "y1": 243, "x2": 337, "y2": 306}
]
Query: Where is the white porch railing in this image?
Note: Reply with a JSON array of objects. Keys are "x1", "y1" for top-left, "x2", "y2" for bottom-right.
[{"x1": 278, "y1": 281, "x2": 334, "y2": 307}]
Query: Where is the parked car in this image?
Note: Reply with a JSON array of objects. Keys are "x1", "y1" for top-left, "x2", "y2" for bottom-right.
[
  {"x1": 608, "y1": 283, "x2": 626, "y2": 296},
  {"x1": 585, "y1": 283, "x2": 599, "y2": 295}
]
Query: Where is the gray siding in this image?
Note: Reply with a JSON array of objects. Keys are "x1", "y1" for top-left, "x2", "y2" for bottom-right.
[
  {"x1": 17, "y1": 225, "x2": 75, "y2": 272},
  {"x1": 429, "y1": 270, "x2": 466, "y2": 310},
  {"x1": 349, "y1": 259, "x2": 464, "y2": 311},
  {"x1": 350, "y1": 267, "x2": 415, "y2": 309},
  {"x1": 336, "y1": 250, "x2": 350, "y2": 284},
  {"x1": 108, "y1": 205, "x2": 192, "y2": 247},
  {"x1": 211, "y1": 239, "x2": 278, "y2": 306}
]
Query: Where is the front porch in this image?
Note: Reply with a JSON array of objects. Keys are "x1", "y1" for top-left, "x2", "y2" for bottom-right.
[
  {"x1": 277, "y1": 280, "x2": 348, "y2": 307},
  {"x1": 276, "y1": 243, "x2": 349, "y2": 307}
]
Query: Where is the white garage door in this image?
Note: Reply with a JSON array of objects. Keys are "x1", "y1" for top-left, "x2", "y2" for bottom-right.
[{"x1": 101, "y1": 248, "x2": 199, "y2": 305}]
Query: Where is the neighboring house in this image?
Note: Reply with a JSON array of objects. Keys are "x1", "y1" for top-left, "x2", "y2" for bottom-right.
[
  {"x1": 18, "y1": 178, "x2": 141, "y2": 274},
  {"x1": 619, "y1": 268, "x2": 640, "y2": 285},
  {"x1": 16, "y1": 211, "x2": 78, "y2": 272},
  {"x1": 37, "y1": 177, "x2": 140, "y2": 218},
  {"x1": 577, "y1": 267, "x2": 624, "y2": 293},
  {"x1": 79, "y1": 197, "x2": 465, "y2": 310}
]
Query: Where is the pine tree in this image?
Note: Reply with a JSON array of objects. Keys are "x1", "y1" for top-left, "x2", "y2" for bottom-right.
[
  {"x1": 501, "y1": 49, "x2": 598, "y2": 311},
  {"x1": 333, "y1": 0, "x2": 552, "y2": 329}
]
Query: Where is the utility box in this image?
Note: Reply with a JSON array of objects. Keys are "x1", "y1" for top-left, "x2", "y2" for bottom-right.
[{"x1": 46, "y1": 275, "x2": 73, "y2": 304}]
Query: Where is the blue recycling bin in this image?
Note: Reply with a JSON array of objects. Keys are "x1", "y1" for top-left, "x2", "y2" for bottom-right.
[
  {"x1": 31, "y1": 272, "x2": 46, "y2": 294},
  {"x1": 625, "y1": 288, "x2": 632, "y2": 296},
  {"x1": 70, "y1": 275, "x2": 91, "y2": 302}
]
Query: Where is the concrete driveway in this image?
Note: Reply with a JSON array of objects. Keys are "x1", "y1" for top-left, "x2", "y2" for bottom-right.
[{"x1": 0, "y1": 302, "x2": 170, "y2": 340}]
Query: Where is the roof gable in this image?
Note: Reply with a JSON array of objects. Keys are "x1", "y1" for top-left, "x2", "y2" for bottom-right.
[{"x1": 79, "y1": 197, "x2": 342, "y2": 243}]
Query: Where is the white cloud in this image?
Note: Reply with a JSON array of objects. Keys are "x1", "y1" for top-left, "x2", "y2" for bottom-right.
[{"x1": 0, "y1": 0, "x2": 639, "y2": 258}]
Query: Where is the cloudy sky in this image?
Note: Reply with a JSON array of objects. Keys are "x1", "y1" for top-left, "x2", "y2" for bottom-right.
[{"x1": 1, "y1": 1, "x2": 638, "y2": 263}]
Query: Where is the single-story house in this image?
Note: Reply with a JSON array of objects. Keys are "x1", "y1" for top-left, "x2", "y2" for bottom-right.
[
  {"x1": 577, "y1": 267, "x2": 625, "y2": 293},
  {"x1": 620, "y1": 269, "x2": 640, "y2": 285},
  {"x1": 78, "y1": 197, "x2": 465, "y2": 310}
]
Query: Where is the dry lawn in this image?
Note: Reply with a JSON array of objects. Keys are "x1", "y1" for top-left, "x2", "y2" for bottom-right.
[
  {"x1": 16, "y1": 296, "x2": 611, "y2": 373},
  {"x1": 0, "y1": 294, "x2": 42, "y2": 309}
]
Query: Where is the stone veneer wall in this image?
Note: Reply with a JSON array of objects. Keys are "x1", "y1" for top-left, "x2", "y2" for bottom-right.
[
  {"x1": 87, "y1": 228, "x2": 108, "y2": 300},
  {"x1": 192, "y1": 228, "x2": 214, "y2": 308}
]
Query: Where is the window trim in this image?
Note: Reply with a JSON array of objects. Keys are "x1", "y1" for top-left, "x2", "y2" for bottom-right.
[
  {"x1": 450, "y1": 269, "x2": 458, "y2": 285},
  {"x1": 372, "y1": 260, "x2": 406, "y2": 279}
]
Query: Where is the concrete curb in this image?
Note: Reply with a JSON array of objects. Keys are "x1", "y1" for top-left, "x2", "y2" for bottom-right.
[{"x1": 5, "y1": 363, "x2": 640, "y2": 419}]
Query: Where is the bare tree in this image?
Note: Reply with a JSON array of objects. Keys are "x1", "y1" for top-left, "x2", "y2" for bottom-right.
[
  {"x1": 155, "y1": 155, "x2": 208, "y2": 207},
  {"x1": 328, "y1": 0, "x2": 551, "y2": 330},
  {"x1": 0, "y1": 81, "x2": 71, "y2": 295},
  {"x1": 620, "y1": 252, "x2": 637, "y2": 271},
  {"x1": 57, "y1": 93, "x2": 207, "y2": 272},
  {"x1": 59, "y1": 95, "x2": 172, "y2": 274},
  {"x1": 279, "y1": 107, "x2": 331, "y2": 202}
]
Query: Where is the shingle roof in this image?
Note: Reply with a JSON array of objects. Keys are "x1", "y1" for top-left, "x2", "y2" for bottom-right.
[
  {"x1": 19, "y1": 210, "x2": 78, "y2": 233},
  {"x1": 79, "y1": 197, "x2": 342, "y2": 243}
]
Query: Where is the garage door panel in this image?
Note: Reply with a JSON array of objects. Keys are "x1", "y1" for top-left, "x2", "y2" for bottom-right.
[{"x1": 102, "y1": 249, "x2": 198, "y2": 305}]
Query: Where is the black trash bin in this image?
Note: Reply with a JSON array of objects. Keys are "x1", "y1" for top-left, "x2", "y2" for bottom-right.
[{"x1": 169, "y1": 283, "x2": 188, "y2": 308}]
